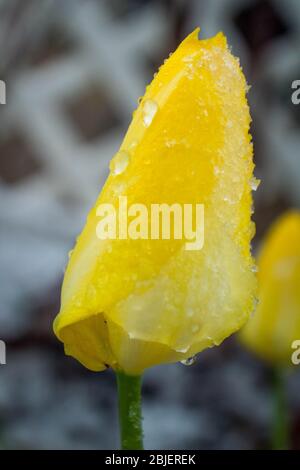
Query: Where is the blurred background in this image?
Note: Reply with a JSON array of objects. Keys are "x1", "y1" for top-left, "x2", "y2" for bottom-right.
[{"x1": 0, "y1": 0, "x2": 300, "y2": 449}]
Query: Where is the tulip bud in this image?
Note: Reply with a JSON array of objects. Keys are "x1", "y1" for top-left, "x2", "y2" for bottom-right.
[
  {"x1": 53, "y1": 29, "x2": 257, "y2": 375},
  {"x1": 240, "y1": 211, "x2": 300, "y2": 366}
]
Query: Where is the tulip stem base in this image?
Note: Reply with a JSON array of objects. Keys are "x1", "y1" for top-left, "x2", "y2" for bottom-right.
[
  {"x1": 271, "y1": 367, "x2": 289, "y2": 450},
  {"x1": 116, "y1": 371, "x2": 144, "y2": 450}
]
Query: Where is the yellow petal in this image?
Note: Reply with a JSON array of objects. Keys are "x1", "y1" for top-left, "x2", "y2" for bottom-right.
[
  {"x1": 53, "y1": 29, "x2": 257, "y2": 374},
  {"x1": 240, "y1": 211, "x2": 300, "y2": 366}
]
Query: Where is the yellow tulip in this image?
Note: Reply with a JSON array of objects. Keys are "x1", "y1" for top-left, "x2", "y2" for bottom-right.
[
  {"x1": 53, "y1": 29, "x2": 257, "y2": 375},
  {"x1": 240, "y1": 211, "x2": 300, "y2": 366}
]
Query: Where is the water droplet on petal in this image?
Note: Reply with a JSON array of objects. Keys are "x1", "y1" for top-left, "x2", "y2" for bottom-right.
[
  {"x1": 142, "y1": 99, "x2": 158, "y2": 127},
  {"x1": 113, "y1": 182, "x2": 125, "y2": 195},
  {"x1": 110, "y1": 151, "x2": 130, "y2": 175},
  {"x1": 250, "y1": 297, "x2": 259, "y2": 318},
  {"x1": 165, "y1": 139, "x2": 177, "y2": 148},
  {"x1": 176, "y1": 346, "x2": 189, "y2": 353},
  {"x1": 129, "y1": 140, "x2": 138, "y2": 150},
  {"x1": 250, "y1": 176, "x2": 260, "y2": 191},
  {"x1": 250, "y1": 221, "x2": 256, "y2": 238},
  {"x1": 223, "y1": 195, "x2": 235, "y2": 205},
  {"x1": 181, "y1": 355, "x2": 197, "y2": 366},
  {"x1": 186, "y1": 307, "x2": 194, "y2": 317}
]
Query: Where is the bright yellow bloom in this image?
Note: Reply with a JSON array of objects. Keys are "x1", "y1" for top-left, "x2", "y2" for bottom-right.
[
  {"x1": 53, "y1": 29, "x2": 257, "y2": 375},
  {"x1": 240, "y1": 211, "x2": 300, "y2": 366}
]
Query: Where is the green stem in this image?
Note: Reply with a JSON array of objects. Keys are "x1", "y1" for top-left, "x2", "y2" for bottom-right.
[
  {"x1": 271, "y1": 367, "x2": 289, "y2": 450},
  {"x1": 116, "y1": 371, "x2": 144, "y2": 450}
]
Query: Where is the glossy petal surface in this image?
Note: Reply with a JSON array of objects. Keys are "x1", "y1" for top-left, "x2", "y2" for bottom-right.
[{"x1": 54, "y1": 29, "x2": 257, "y2": 374}]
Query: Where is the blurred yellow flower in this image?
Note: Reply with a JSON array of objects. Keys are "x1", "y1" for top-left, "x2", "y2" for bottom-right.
[
  {"x1": 240, "y1": 211, "x2": 300, "y2": 365},
  {"x1": 53, "y1": 29, "x2": 257, "y2": 375}
]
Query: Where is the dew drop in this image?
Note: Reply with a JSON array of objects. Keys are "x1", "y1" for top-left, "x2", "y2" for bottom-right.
[
  {"x1": 250, "y1": 176, "x2": 260, "y2": 191},
  {"x1": 113, "y1": 182, "x2": 125, "y2": 195},
  {"x1": 165, "y1": 138, "x2": 177, "y2": 148},
  {"x1": 250, "y1": 221, "x2": 256, "y2": 238},
  {"x1": 183, "y1": 54, "x2": 195, "y2": 63},
  {"x1": 186, "y1": 307, "x2": 194, "y2": 318},
  {"x1": 176, "y1": 346, "x2": 189, "y2": 353},
  {"x1": 110, "y1": 151, "x2": 130, "y2": 175},
  {"x1": 223, "y1": 195, "x2": 235, "y2": 204},
  {"x1": 129, "y1": 140, "x2": 138, "y2": 149},
  {"x1": 142, "y1": 99, "x2": 158, "y2": 127},
  {"x1": 180, "y1": 355, "x2": 197, "y2": 366},
  {"x1": 250, "y1": 297, "x2": 259, "y2": 318},
  {"x1": 186, "y1": 63, "x2": 195, "y2": 80}
]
